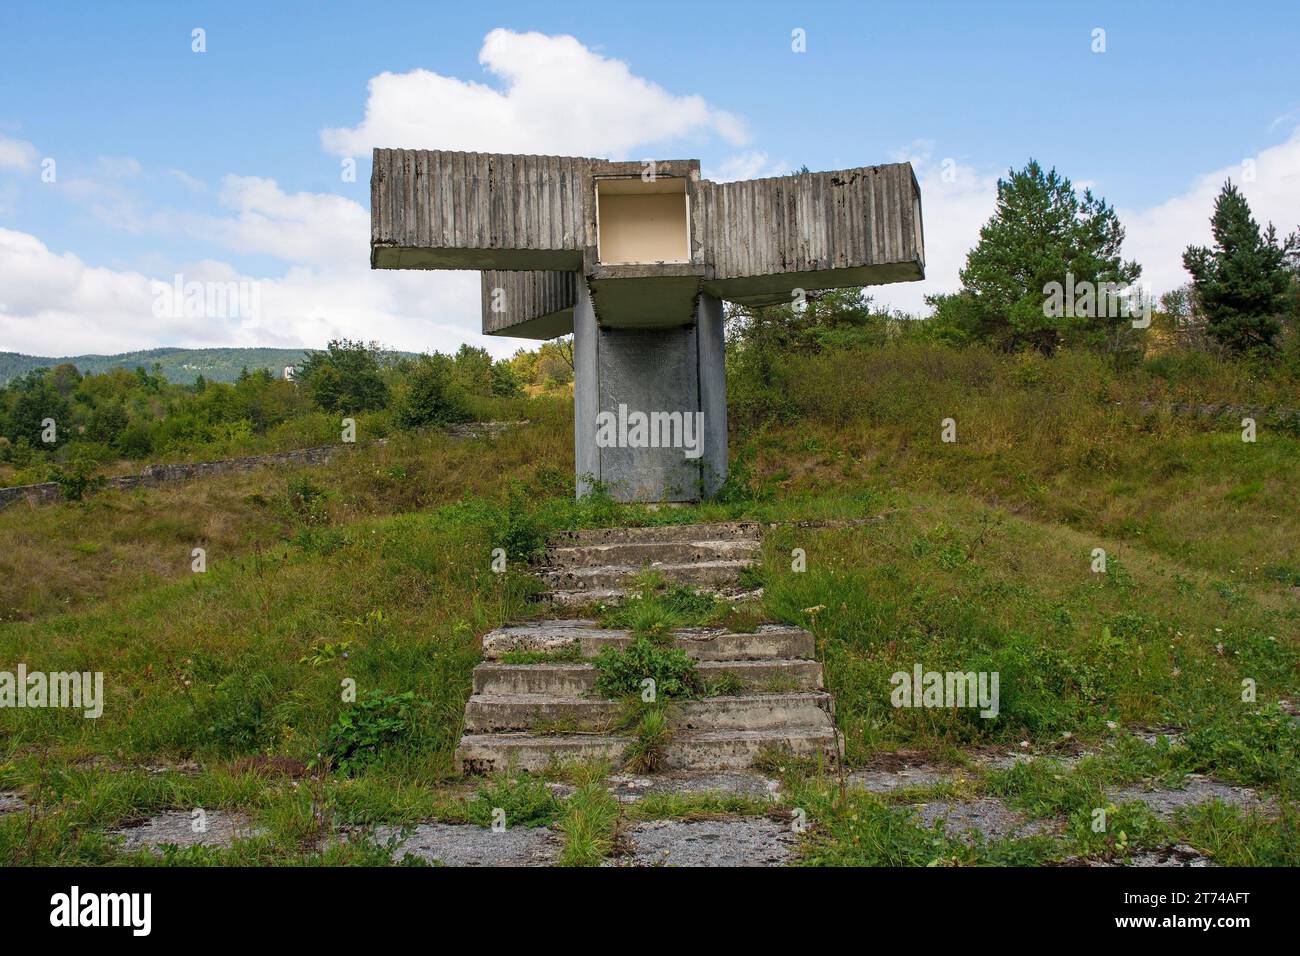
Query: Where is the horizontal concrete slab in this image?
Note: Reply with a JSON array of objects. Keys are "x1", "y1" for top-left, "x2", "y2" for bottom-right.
[
  {"x1": 471, "y1": 659, "x2": 823, "y2": 696},
  {"x1": 463, "y1": 691, "x2": 833, "y2": 734},
  {"x1": 455, "y1": 725, "x2": 841, "y2": 774},
  {"x1": 546, "y1": 538, "x2": 761, "y2": 568},
  {"x1": 541, "y1": 559, "x2": 753, "y2": 592},
  {"x1": 481, "y1": 622, "x2": 814, "y2": 662},
  {"x1": 551, "y1": 522, "x2": 761, "y2": 545}
]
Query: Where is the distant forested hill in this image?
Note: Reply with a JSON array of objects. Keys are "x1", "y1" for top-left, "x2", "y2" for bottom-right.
[{"x1": 3, "y1": 347, "x2": 316, "y2": 385}]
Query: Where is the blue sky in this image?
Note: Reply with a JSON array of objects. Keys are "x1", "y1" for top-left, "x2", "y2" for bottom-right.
[{"x1": 2, "y1": 0, "x2": 1298, "y2": 356}]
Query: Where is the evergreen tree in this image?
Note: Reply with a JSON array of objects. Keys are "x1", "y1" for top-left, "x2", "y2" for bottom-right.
[
  {"x1": 1182, "y1": 181, "x2": 1298, "y2": 354},
  {"x1": 298, "y1": 339, "x2": 389, "y2": 414},
  {"x1": 930, "y1": 160, "x2": 1140, "y2": 354}
]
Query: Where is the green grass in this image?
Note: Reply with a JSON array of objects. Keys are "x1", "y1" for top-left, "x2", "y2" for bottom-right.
[{"x1": 1, "y1": 341, "x2": 1297, "y2": 865}]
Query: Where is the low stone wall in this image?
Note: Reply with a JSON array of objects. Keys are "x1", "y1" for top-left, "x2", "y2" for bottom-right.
[
  {"x1": 0, "y1": 442, "x2": 354, "y2": 512},
  {"x1": 0, "y1": 421, "x2": 527, "y2": 513},
  {"x1": 1135, "y1": 401, "x2": 1300, "y2": 433}
]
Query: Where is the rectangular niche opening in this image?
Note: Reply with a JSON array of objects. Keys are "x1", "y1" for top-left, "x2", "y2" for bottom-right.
[{"x1": 595, "y1": 177, "x2": 690, "y2": 265}]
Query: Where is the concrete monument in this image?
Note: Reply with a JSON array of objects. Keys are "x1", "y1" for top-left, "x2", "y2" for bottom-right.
[{"x1": 371, "y1": 151, "x2": 924, "y2": 501}]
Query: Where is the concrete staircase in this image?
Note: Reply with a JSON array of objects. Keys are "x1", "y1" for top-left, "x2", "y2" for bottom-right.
[
  {"x1": 540, "y1": 521, "x2": 764, "y2": 605},
  {"x1": 454, "y1": 523, "x2": 842, "y2": 774}
]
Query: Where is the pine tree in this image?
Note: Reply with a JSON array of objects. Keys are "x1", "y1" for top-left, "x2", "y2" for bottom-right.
[
  {"x1": 931, "y1": 160, "x2": 1140, "y2": 354},
  {"x1": 1183, "y1": 181, "x2": 1298, "y2": 354}
]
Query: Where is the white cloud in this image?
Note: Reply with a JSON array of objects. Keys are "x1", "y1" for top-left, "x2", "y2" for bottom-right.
[
  {"x1": 0, "y1": 135, "x2": 39, "y2": 173},
  {"x1": 96, "y1": 156, "x2": 142, "y2": 179},
  {"x1": 872, "y1": 145, "x2": 1000, "y2": 317},
  {"x1": 709, "y1": 151, "x2": 790, "y2": 183},
  {"x1": 1118, "y1": 128, "x2": 1300, "y2": 297},
  {"x1": 203, "y1": 175, "x2": 370, "y2": 268},
  {"x1": 321, "y1": 28, "x2": 748, "y2": 159},
  {"x1": 874, "y1": 128, "x2": 1300, "y2": 317},
  {"x1": 0, "y1": 146, "x2": 523, "y2": 360}
]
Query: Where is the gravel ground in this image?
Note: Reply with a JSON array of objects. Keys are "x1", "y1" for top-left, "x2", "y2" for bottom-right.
[{"x1": 614, "y1": 817, "x2": 797, "y2": 867}]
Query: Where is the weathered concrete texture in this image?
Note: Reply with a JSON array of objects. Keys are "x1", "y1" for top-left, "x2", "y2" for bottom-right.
[
  {"x1": 471, "y1": 659, "x2": 823, "y2": 697},
  {"x1": 615, "y1": 817, "x2": 796, "y2": 867},
  {"x1": 465, "y1": 691, "x2": 831, "y2": 735},
  {"x1": 1107, "y1": 776, "x2": 1268, "y2": 820},
  {"x1": 546, "y1": 538, "x2": 760, "y2": 567},
  {"x1": 481, "y1": 269, "x2": 575, "y2": 338},
  {"x1": 541, "y1": 520, "x2": 759, "y2": 599},
  {"x1": 1077, "y1": 844, "x2": 1215, "y2": 868},
  {"x1": 443, "y1": 419, "x2": 528, "y2": 439},
  {"x1": 698, "y1": 164, "x2": 925, "y2": 304},
  {"x1": 113, "y1": 811, "x2": 262, "y2": 852},
  {"x1": 604, "y1": 771, "x2": 780, "y2": 803},
  {"x1": 369, "y1": 150, "x2": 925, "y2": 337},
  {"x1": 913, "y1": 798, "x2": 1059, "y2": 843},
  {"x1": 576, "y1": 288, "x2": 729, "y2": 500},
  {"x1": 375, "y1": 822, "x2": 561, "y2": 867},
  {"x1": 542, "y1": 559, "x2": 755, "y2": 593},
  {"x1": 457, "y1": 726, "x2": 839, "y2": 775},
  {"x1": 481, "y1": 621, "x2": 810, "y2": 661},
  {"x1": 849, "y1": 765, "x2": 957, "y2": 793},
  {"x1": 455, "y1": 522, "x2": 840, "y2": 775},
  {"x1": 551, "y1": 522, "x2": 761, "y2": 544},
  {"x1": 371, "y1": 149, "x2": 589, "y2": 272},
  {"x1": 0, "y1": 791, "x2": 26, "y2": 813}
]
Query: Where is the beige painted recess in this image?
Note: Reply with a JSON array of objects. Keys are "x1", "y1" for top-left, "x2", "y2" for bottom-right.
[{"x1": 595, "y1": 177, "x2": 690, "y2": 265}]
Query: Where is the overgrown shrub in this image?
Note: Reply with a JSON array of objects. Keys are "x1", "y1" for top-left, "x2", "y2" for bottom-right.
[
  {"x1": 317, "y1": 690, "x2": 422, "y2": 775},
  {"x1": 593, "y1": 636, "x2": 700, "y2": 700}
]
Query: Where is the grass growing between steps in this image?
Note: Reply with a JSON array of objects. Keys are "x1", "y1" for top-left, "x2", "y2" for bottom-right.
[
  {"x1": 2, "y1": 342, "x2": 1298, "y2": 865},
  {"x1": 555, "y1": 762, "x2": 621, "y2": 866},
  {"x1": 598, "y1": 572, "x2": 766, "y2": 634}
]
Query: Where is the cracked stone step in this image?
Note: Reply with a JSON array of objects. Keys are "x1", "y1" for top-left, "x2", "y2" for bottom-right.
[
  {"x1": 551, "y1": 522, "x2": 760, "y2": 545},
  {"x1": 471, "y1": 658, "x2": 824, "y2": 696},
  {"x1": 455, "y1": 725, "x2": 841, "y2": 774},
  {"x1": 546, "y1": 539, "x2": 761, "y2": 569},
  {"x1": 482, "y1": 621, "x2": 814, "y2": 661},
  {"x1": 463, "y1": 691, "x2": 834, "y2": 734},
  {"x1": 543, "y1": 584, "x2": 762, "y2": 607},
  {"x1": 540, "y1": 559, "x2": 754, "y2": 593}
]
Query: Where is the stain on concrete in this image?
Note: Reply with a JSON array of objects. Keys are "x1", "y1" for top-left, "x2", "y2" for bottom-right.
[
  {"x1": 616, "y1": 817, "x2": 796, "y2": 867},
  {"x1": 913, "y1": 797, "x2": 1059, "y2": 843},
  {"x1": 0, "y1": 791, "x2": 26, "y2": 814},
  {"x1": 375, "y1": 823, "x2": 561, "y2": 867},
  {"x1": 1108, "y1": 776, "x2": 1268, "y2": 820},
  {"x1": 849, "y1": 765, "x2": 956, "y2": 793},
  {"x1": 114, "y1": 811, "x2": 261, "y2": 851},
  {"x1": 1072, "y1": 844, "x2": 1215, "y2": 867},
  {"x1": 605, "y1": 771, "x2": 780, "y2": 803}
]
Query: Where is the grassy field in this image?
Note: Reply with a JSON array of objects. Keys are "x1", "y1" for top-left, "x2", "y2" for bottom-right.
[{"x1": 1, "y1": 343, "x2": 1296, "y2": 866}]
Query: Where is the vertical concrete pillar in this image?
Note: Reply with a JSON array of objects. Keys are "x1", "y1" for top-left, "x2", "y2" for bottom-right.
[
  {"x1": 573, "y1": 277, "x2": 599, "y2": 497},
  {"x1": 696, "y1": 292, "x2": 728, "y2": 496},
  {"x1": 573, "y1": 283, "x2": 729, "y2": 503}
]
